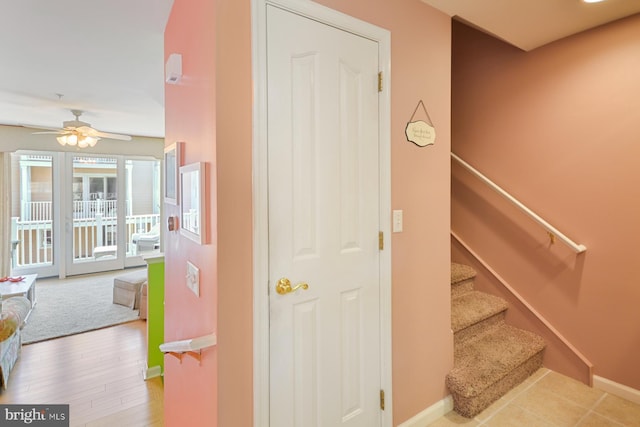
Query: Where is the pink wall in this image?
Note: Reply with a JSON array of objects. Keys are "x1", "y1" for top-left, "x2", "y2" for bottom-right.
[
  {"x1": 164, "y1": 0, "x2": 218, "y2": 425},
  {"x1": 165, "y1": 0, "x2": 452, "y2": 425},
  {"x1": 214, "y1": 1, "x2": 254, "y2": 426},
  {"x1": 451, "y1": 15, "x2": 640, "y2": 391}
]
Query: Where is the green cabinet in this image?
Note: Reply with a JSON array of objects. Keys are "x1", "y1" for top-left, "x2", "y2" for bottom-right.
[{"x1": 144, "y1": 255, "x2": 165, "y2": 379}]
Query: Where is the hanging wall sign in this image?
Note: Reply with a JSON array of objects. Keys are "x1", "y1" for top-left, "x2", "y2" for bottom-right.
[{"x1": 405, "y1": 100, "x2": 436, "y2": 147}]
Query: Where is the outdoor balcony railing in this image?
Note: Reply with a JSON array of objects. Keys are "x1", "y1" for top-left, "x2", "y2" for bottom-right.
[
  {"x1": 21, "y1": 200, "x2": 119, "y2": 221},
  {"x1": 12, "y1": 213, "x2": 160, "y2": 268}
]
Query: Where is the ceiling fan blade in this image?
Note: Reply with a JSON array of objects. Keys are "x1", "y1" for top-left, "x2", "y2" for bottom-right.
[
  {"x1": 21, "y1": 124, "x2": 63, "y2": 132},
  {"x1": 77, "y1": 126, "x2": 131, "y2": 141},
  {"x1": 23, "y1": 112, "x2": 133, "y2": 142},
  {"x1": 32, "y1": 131, "x2": 66, "y2": 135},
  {"x1": 92, "y1": 130, "x2": 132, "y2": 141}
]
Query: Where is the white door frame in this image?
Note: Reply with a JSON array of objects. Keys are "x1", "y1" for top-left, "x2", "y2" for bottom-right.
[{"x1": 251, "y1": 0, "x2": 392, "y2": 425}]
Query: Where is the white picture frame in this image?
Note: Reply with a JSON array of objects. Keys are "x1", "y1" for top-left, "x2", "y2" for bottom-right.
[
  {"x1": 180, "y1": 162, "x2": 207, "y2": 244},
  {"x1": 164, "y1": 142, "x2": 183, "y2": 205}
]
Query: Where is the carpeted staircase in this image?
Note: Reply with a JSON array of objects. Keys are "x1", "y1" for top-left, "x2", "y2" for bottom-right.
[{"x1": 446, "y1": 263, "x2": 546, "y2": 417}]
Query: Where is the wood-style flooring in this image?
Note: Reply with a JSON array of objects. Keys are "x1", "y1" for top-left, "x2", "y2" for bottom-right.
[{"x1": 0, "y1": 320, "x2": 163, "y2": 427}]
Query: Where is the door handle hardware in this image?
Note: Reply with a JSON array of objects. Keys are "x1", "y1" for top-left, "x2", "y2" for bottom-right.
[{"x1": 276, "y1": 278, "x2": 309, "y2": 295}]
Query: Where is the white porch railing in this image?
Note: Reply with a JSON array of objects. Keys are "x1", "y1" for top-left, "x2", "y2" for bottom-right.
[
  {"x1": 73, "y1": 200, "x2": 118, "y2": 219},
  {"x1": 452, "y1": 152, "x2": 587, "y2": 253},
  {"x1": 14, "y1": 220, "x2": 52, "y2": 266},
  {"x1": 13, "y1": 213, "x2": 160, "y2": 267},
  {"x1": 21, "y1": 200, "x2": 119, "y2": 221}
]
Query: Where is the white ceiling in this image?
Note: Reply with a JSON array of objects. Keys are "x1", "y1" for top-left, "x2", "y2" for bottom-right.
[
  {"x1": 1, "y1": 1, "x2": 638, "y2": 140},
  {"x1": 0, "y1": 0, "x2": 173, "y2": 139},
  {"x1": 421, "y1": 0, "x2": 640, "y2": 51}
]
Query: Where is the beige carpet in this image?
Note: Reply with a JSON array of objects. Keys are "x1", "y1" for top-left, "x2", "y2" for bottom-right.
[
  {"x1": 446, "y1": 263, "x2": 545, "y2": 417},
  {"x1": 22, "y1": 269, "x2": 143, "y2": 344}
]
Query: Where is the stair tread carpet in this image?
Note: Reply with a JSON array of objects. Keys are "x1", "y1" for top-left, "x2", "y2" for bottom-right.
[
  {"x1": 451, "y1": 262, "x2": 476, "y2": 285},
  {"x1": 447, "y1": 322, "x2": 546, "y2": 398},
  {"x1": 451, "y1": 290, "x2": 508, "y2": 333}
]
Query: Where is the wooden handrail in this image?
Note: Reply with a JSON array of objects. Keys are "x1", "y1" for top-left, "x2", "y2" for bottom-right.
[{"x1": 452, "y1": 152, "x2": 586, "y2": 254}]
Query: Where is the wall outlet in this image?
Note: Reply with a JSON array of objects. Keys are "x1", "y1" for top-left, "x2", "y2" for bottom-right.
[{"x1": 186, "y1": 261, "x2": 200, "y2": 297}]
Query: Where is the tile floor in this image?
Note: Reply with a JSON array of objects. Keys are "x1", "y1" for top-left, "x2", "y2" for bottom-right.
[{"x1": 427, "y1": 369, "x2": 640, "y2": 427}]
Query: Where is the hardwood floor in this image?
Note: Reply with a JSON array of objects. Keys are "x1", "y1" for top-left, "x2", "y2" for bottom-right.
[{"x1": 0, "y1": 320, "x2": 164, "y2": 427}]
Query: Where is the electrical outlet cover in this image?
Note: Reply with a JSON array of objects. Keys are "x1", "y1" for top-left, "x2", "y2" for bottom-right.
[{"x1": 186, "y1": 261, "x2": 200, "y2": 297}]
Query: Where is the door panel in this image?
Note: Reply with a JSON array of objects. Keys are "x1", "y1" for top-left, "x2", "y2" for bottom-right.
[
  {"x1": 66, "y1": 154, "x2": 122, "y2": 275},
  {"x1": 10, "y1": 152, "x2": 60, "y2": 278},
  {"x1": 267, "y1": 6, "x2": 381, "y2": 426}
]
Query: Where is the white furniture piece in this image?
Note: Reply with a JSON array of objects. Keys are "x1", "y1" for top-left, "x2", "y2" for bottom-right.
[
  {"x1": 131, "y1": 223, "x2": 160, "y2": 254},
  {"x1": 0, "y1": 274, "x2": 37, "y2": 322},
  {"x1": 0, "y1": 296, "x2": 31, "y2": 389},
  {"x1": 93, "y1": 245, "x2": 117, "y2": 259},
  {"x1": 113, "y1": 269, "x2": 148, "y2": 310}
]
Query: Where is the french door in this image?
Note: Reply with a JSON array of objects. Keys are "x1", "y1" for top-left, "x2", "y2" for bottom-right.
[
  {"x1": 65, "y1": 154, "x2": 124, "y2": 275},
  {"x1": 10, "y1": 151, "x2": 160, "y2": 278},
  {"x1": 10, "y1": 151, "x2": 61, "y2": 278}
]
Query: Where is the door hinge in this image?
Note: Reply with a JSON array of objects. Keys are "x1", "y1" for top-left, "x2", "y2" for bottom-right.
[
  {"x1": 380, "y1": 389, "x2": 385, "y2": 410},
  {"x1": 378, "y1": 231, "x2": 384, "y2": 251},
  {"x1": 378, "y1": 72, "x2": 383, "y2": 93}
]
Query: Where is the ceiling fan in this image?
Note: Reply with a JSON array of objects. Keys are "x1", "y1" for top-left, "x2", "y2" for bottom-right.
[{"x1": 30, "y1": 109, "x2": 132, "y2": 148}]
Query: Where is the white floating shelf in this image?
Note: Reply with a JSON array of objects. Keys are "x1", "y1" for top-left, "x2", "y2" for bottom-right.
[{"x1": 160, "y1": 333, "x2": 217, "y2": 363}]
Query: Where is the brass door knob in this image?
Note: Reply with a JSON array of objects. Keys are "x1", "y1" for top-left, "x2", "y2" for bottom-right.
[{"x1": 276, "y1": 278, "x2": 309, "y2": 295}]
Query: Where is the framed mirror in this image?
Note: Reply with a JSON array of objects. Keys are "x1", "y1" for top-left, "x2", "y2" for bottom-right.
[
  {"x1": 164, "y1": 142, "x2": 183, "y2": 205},
  {"x1": 180, "y1": 162, "x2": 207, "y2": 244}
]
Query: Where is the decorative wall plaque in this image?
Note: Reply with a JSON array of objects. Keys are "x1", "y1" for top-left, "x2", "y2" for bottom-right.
[{"x1": 405, "y1": 100, "x2": 436, "y2": 147}]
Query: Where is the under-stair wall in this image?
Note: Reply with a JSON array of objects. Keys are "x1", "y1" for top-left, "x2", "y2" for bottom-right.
[
  {"x1": 452, "y1": 235, "x2": 592, "y2": 386},
  {"x1": 451, "y1": 16, "x2": 640, "y2": 393}
]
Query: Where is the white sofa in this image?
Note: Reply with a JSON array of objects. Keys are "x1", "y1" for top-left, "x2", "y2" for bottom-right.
[{"x1": 0, "y1": 296, "x2": 31, "y2": 388}]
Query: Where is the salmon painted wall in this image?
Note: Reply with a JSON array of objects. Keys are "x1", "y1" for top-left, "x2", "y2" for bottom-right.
[
  {"x1": 451, "y1": 15, "x2": 640, "y2": 391},
  {"x1": 314, "y1": 0, "x2": 452, "y2": 423},
  {"x1": 165, "y1": 0, "x2": 452, "y2": 425},
  {"x1": 214, "y1": 1, "x2": 254, "y2": 426},
  {"x1": 164, "y1": 0, "x2": 218, "y2": 425}
]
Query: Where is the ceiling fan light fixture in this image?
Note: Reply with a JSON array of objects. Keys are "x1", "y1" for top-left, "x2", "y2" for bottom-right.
[
  {"x1": 57, "y1": 132, "x2": 99, "y2": 148},
  {"x1": 57, "y1": 133, "x2": 79, "y2": 146},
  {"x1": 43, "y1": 110, "x2": 129, "y2": 148},
  {"x1": 77, "y1": 135, "x2": 98, "y2": 148},
  {"x1": 85, "y1": 136, "x2": 98, "y2": 147}
]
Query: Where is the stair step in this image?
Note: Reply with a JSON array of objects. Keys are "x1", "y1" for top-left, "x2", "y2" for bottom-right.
[
  {"x1": 452, "y1": 291, "x2": 508, "y2": 334},
  {"x1": 446, "y1": 323, "x2": 546, "y2": 417},
  {"x1": 451, "y1": 263, "x2": 477, "y2": 296}
]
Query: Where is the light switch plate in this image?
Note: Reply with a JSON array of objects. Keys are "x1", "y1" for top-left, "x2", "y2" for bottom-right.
[
  {"x1": 393, "y1": 210, "x2": 403, "y2": 233},
  {"x1": 186, "y1": 261, "x2": 200, "y2": 297}
]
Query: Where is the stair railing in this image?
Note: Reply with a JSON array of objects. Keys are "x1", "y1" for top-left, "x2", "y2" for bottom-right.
[{"x1": 452, "y1": 153, "x2": 586, "y2": 254}]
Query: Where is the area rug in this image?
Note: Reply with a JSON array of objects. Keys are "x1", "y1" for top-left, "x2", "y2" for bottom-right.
[{"x1": 21, "y1": 269, "x2": 143, "y2": 344}]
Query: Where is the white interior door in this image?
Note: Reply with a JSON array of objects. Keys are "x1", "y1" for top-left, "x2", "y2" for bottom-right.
[{"x1": 267, "y1": 5, "x2": 382, "y2": 426}]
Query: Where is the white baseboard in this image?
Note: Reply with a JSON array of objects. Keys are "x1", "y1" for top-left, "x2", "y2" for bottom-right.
[
  {"x1": 397, "y1": 395, "x2": 453, "y2": 427},
  {"x1": 593, "y1": 375, "x2": 640, "y2": 404},
  {"x1": 143, "y1": 364, "x2": 163, "y2": 380}
]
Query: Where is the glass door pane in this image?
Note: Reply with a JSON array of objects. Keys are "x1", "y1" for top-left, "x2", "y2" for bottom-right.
[
  {"x1": 67, "y1": 155, "x2": 122, "y2": 275},
  {"x1": 10, "y1": 152, "x2": 59, "y2": 277},
  {"x1": 125, "y1": 158, "x2": 161, "y2": 266}
]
